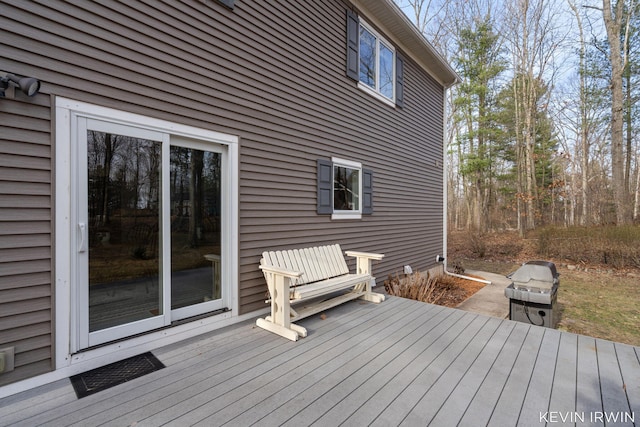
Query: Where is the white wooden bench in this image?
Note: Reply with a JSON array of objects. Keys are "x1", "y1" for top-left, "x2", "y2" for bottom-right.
[{"x1": 256, "y1": 244, "x2": 385, "y2": 341}]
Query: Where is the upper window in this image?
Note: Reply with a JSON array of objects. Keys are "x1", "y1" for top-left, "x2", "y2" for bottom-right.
[
  {"x1": 359, "y1": 22, "x2": 395, "y2": 101},
  {"x1": 346, "y1": 10, "x2": 404, "y2": 107}
]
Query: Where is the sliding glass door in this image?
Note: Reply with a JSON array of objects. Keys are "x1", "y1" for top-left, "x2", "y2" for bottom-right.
[{"x1": 74, "y1": 118, "x2": 227, "y2": 350}]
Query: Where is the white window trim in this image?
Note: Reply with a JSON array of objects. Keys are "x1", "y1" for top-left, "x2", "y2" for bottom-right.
[
  {"x1": 331, "y1": 157, "x2": 362, "y2": 220},
  {"x1": 54, "y1": 97, "x2": 239, "y2": 369},
  {"x1": 358, "y1": 18, "x2": 396, "y2": 106},
  {"x1": 357, "y1": 81, "x2": 397, "y2": 108}
]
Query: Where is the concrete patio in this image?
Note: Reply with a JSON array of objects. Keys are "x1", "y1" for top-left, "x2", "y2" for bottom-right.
[{"x1": 0, "y1": 295, "x2": 638, "y2": 426}]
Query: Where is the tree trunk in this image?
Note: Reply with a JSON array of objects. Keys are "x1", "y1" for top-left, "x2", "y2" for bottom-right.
[
  {"x1": 189, "y1": 150, "x2": 205, "y2": 247},
  {"x1": 625, "y1": 68, "x2": 632, "y2": 193},
  {"x1": 635, "y1": 154, "x2": 640, "y2": 219},
  {"x1": 603, "y1": 0, "x2": 632, "y2": 225},
  {"x1": 101, "y1": 133, "x2": 114, "y2": 225},
  {"x1": 569, "y1": 0, "x2": 590, "y2": 226}
]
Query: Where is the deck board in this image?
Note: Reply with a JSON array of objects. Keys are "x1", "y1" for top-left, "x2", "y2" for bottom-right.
[
  {"x1": 343, "y1": 309, "x2": 474, "y2": 426},
  {"x1": 329, "y1": 307, "x2": 464, "y2": 427},
  {"x1": 370, "y1": 313, "x2": 490, "y2": 426},
  {"x1": 222, "y1": 301, "x2": 440, "y2": 427},
  {"x1": 597, "y1": 339, "x2": 636, "y2": 427},
  {"x1": 106, "y1": 299, "x2": 396, "y2": 426},
  {"x1": 485, "y1": 324, "x2": 546, "y2": 426},
  {"x1": 1, "y1": 296, "x2": 639, "y2": 427},
  {"x1": 517, "y1": 328, "x2": 562, "y2": 426},
  {"x1": 547, "y1": 332, "x2": 579, "y2": 425},
  {"x1": 576, "y1": 334, "x2": 605, "y2": 426},
  {"x1": 457, "y1": 321, "x2": 531, "y2": 426},
  {"x1": 428, "y1": 320, "x2": 517, "y2": 426},
  {"x1": 182, "y1": 299, "x2": 425, "y2": 426},
  {"x1": 399, "y1": 316, "x2": 505, "y2": 425},
  {"x1": 618, "y1": 343, "x2": 640, "y2": 419}
]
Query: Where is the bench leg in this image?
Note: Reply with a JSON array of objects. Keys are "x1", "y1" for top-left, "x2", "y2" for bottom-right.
[
  {"x1": 290, "y1": 323, "x2": 308, "y2": 338},
  {"x1": 256, "y1": 318, "x2": 301, "y2": 341},
  {"x1": 360, "y1": 291, "x2": 385, "y2": 303},
  {"x1": 256, "y1": 274, "x2": 307, "y2": 341},
  {"x1": 353, "y1": 257, "x2": 387, "y2": 304},
  {"x1": 356, "y1": 277, "x2": 386, "y2": 303}
]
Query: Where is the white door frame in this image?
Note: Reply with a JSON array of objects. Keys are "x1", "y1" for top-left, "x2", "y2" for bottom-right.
[
  {"x1": 75, "y1": 117, "x2": 170, "y2": 350},
  {"x1": 55, "y1": 98, "x2": 239, "y2": 361}
]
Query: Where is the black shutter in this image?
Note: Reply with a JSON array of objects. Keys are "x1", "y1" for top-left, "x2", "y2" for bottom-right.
[
  {"x1": 216, "y1": 0, "x2": 234, "y2": 9},
  {"x1": 396, "y1": 54, "x2": 404, "y2": 108},
  {"x1": 346, "y1": 10, "x2": 359, "y2": 81},
  {"x1": 317, "y1": 159, "x2": 333, "y2": 214},
  {"x1": 362, "y1": 168, "x2": 373, "y2": 214}
]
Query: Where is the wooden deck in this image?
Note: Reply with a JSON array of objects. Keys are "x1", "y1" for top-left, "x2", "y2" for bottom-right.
[{"x1": 1, "y1": 296, "x2": 639, "y2": 426}]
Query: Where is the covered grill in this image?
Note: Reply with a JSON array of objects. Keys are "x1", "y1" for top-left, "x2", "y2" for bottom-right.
[{"x1": 504, "y1": 260, "x2": 560, "y2": 328}]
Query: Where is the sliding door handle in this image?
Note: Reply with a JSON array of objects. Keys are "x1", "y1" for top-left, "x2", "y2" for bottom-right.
[{"x1": 78, "y1": 222, "x2": 87, "y2": 253}]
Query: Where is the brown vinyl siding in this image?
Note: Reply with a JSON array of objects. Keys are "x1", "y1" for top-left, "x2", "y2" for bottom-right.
[
  {"x1": 1, "y1": 0, "x2": 445, "y2": 370},
  {"x1": 0, "y1": 93, "x2": 53, "y2": 386}
]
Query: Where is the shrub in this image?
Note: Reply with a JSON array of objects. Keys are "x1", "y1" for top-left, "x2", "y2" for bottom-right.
[
  {"x1": 469, "y1": 233, "x2": 487, "y2": 258},
  {"x1": 534, "y1": 225, "x2": 640, "y2": 268},
  {"x1": 384, "y1": 272, "x2": 447, "y2": 304}
]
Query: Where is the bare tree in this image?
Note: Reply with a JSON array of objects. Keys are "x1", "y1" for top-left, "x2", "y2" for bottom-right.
[
  {"x1": 504, "y1": 0, "x2": 563, "y2": 232},
  {"x1": 568, "y1": 0, "x2": 593, "y2": 225},
  {"x1": 395, "y1": 0, "x2": 452, "y2": 51},
  {"x1": 601, "y1": 0, "x2": 635, "y2": 224}
]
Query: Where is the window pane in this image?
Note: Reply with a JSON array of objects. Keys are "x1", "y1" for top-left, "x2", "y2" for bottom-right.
[
  {"x1": 334, "y1": 165, "x2": 360, "y2": 211},
  {"x1": 359, "y1": 27, "x2": 376, "y2": 89},
  {"x1": 379, "y1": 43, "x2": 394, "y2": 99},
  {"x1": 170, "y1": 147, "x2": 222, "y2": 309},
  {"x1": 87, "y1": 131, "x2": 162, "y2": 332}
]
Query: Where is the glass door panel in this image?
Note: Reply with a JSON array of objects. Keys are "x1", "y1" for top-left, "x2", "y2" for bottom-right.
[
  {"x1": 86, "y1": 130, "x2": 163, "y2": 332},
  {"x1": 170, "y1": 146, "x2": 222, "y2": 312},
  {"x1": 74, "y1": 115, "x2": 229, "y2": 351}
]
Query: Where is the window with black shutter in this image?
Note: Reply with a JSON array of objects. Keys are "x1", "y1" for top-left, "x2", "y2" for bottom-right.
[
  {"x1": 346, "y1": 9, "x2": 404, "y2": 107},
  {"x1": 317, "y1": 158, "x2": 373, "y2": 219}
]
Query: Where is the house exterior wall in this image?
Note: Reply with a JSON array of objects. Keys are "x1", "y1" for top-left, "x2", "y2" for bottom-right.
[
  {"x1": 0, "y1": 93, "x2": 53, "y2": 386},
  {"x1": 0, "y1": 0, "x2": 446, "y2": 387}
]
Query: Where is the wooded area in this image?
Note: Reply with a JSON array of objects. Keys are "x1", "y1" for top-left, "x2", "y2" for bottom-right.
[{"x1": 396, "y1": 0, "x2": 640, "y2": 232}]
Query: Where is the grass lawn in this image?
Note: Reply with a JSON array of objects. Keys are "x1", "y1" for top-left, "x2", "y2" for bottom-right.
[{"x1": 459, "y1": 259, "x2": 640, "y2": 347}]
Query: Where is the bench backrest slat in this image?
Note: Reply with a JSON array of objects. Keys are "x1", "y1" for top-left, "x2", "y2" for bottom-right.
[
  {"x1": 261, "y1": 244, "x2": 350, "y2": 285},
  {"x1": 300, "y1": 247, "x2": 323, "y2": 283},
  {"x1": 327, "y1": 244, "x2": 350, "y2": 276},
  {"x1": 311, "y1": 246, "x2": 332, "y2": 280}
]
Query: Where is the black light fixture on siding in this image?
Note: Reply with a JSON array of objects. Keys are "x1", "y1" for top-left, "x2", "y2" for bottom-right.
[{"x1": 1, "y1": 73, "x2": 41, "y2": 97}]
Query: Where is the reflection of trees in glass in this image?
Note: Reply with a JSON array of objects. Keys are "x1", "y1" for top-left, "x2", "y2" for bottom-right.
[
  {"x1": 87, "y1": 131, "x2": 161, "y2": 228},
  {"x1": 379, "y1": 43, "x2": 394, "y2": 98},
  {"x1": 359, "y1": 27, "x2": 376, "y2": 88},
  {"x1": 333, "y1": 166, "x2": 360, "y2": 211},
  {"x1": 170, "y1": 147, "x2": 221, "y2": 248}
]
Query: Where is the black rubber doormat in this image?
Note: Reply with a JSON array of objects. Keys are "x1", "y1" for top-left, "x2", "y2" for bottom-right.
[{"x1": 70, "y1": 352, "x2": 165, "y2": 399}]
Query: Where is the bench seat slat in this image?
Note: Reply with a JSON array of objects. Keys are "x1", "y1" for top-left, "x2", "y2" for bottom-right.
[{"x1": 291, "y1": 273, "x2": 370, "y2": 300}]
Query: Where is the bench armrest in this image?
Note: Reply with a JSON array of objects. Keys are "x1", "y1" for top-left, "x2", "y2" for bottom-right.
[
  {"x1": 259, "y1": 264, "x2": 304, "y2": 279},
  {"x1": 344, "y1": 251, "x2": 385, "y2": 261}
]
